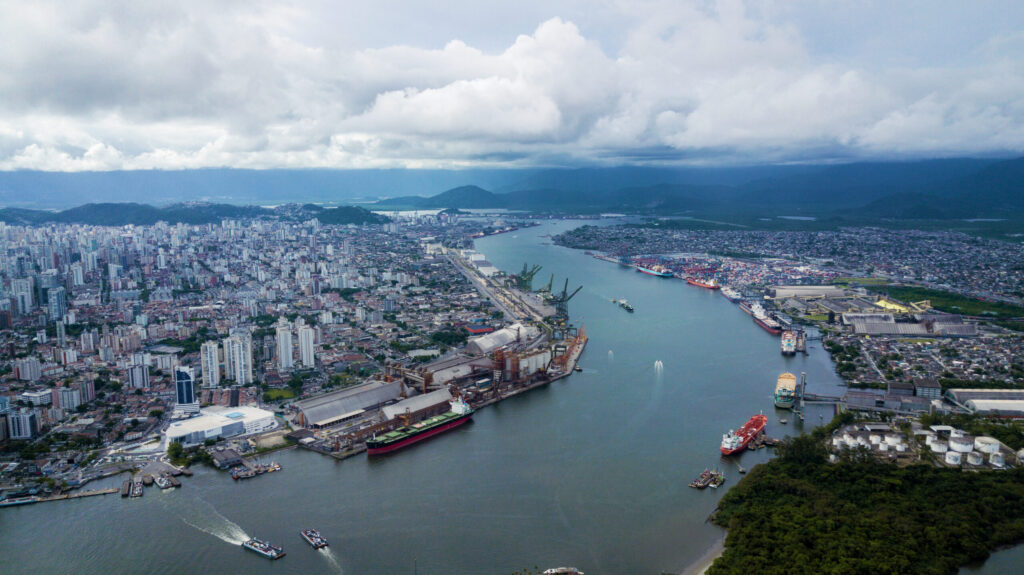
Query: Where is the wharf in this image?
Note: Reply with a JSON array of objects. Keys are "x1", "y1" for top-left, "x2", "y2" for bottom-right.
[{"x1": 6, "y1": 487, "x2": 121, "y2": 508}]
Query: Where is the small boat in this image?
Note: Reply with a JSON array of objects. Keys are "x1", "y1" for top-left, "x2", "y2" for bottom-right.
[
  {"x1": 689, "y1": 468, "x2": 714, "y2": 489},
  {"x1": 779, "y1": 418, "x2": 788, "y2": 424},
  {"x1": 242, "y1": 538, "x2": 286, "y2": 560},
  {"x1": 155, "y1": 475, "x2": 173, "y2": 489},
  {"x1": 737, "y1": 464, "x2": 746, "y2": 474},
  {"x1": 708, "y1": 470, "x2": 726, "y2": 489},
  {"x1": 543, "y1": 569, "x2": 584, "y2": 575},
  {"x1": 574, "y1": 366, "x2": 582, "y2": 372},
  {"x1": 300, "y1": 528, "x2": 329, "y2": 549}
]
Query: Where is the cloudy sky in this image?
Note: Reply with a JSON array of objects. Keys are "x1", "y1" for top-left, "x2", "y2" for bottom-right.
[{"x1": 1, "y1": 0, "x2": 1023, "y2": 171}]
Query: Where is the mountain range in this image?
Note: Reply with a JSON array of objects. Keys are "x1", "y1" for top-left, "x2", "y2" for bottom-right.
[{"x1": 372, "y1": 157, "x2": 1024, "y2": 219}]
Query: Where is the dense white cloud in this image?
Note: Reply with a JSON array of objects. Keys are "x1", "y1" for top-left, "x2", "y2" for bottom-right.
[{"x1": 0, "y1": 0, "x2": 1022, "y2": 170}]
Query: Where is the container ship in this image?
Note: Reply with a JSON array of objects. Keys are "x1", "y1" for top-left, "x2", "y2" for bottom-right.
[
  {"x1": 780, "y1": 330, "x2": 796, "y2": 355},
  {"x1": 367, "y1": 397, "x2": 474, "y2": 455},
  {"x1": 774, "y1": 372, "x2": 797, "y2": 409},
  {"x1": 242, "y1": 538, "x2": 286, "y2": 560},
  {"x1": 686, "y1": 277, "x2": 720, "y2": 290},
  {"x1": 635, "y1": 264, "x2": 673, "y2": 277},
  {"x1": 721, "y1": 414, "x2": 768, "y2": 455},
  {"x1": 720, "y1": 287, "x2": 742, "y2": 303},
  {"x1": 300, "y1": 528, "x2": 328, "y2": 549}
]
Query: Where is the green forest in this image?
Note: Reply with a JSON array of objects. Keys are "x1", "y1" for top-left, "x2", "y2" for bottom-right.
[{"x1": 709, "y1": 433, "x2": 1024, "y2": 575}]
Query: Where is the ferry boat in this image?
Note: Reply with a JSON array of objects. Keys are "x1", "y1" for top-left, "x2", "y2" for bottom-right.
[
  {"x1": 774, "y1": 372, "x2": 797, "y2": 409},
  {"x1": 242, "y1": 538, "x2": 286, "y2": 560},
  {"x1": 686, "y1": 277, "x2": 720, "y2": 290},
  {"x1": 721, "y1": 414, "x2": 768, "y2": 455},
  {"x1": 720, "y1": 287, "x2": 742, "y2": 302},
  {"x1": 635, "y1": 264, "x2": 673, "y2": 277},
  {"x1": 367, "y1": 397, "x2": 474, "y2": 455},
  {"x1": 300, "y1": 528, "x2": 328, "y2": 549},
  {"x1": 780, "y1": 330, "x2": 797, "y2": 355}
]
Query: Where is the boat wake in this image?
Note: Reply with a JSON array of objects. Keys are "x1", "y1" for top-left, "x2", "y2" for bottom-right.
[
  {"x1": 320, "y1": 548, "x2": 345, "y2": 573},
  {"x1": 176, "y1": 499, "x2": 250, "y2": 545}
]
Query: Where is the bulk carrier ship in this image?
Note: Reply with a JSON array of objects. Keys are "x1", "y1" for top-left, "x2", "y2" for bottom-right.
[
  {"x1": 780, "y1": 330, "x2": 797, "y2": 355},
  {"x1": 367, "y1": 397, "x2": 474, "y2": 455},
  {"x1": 773, "y1": 373, "x2": 797, "y2": 409},
  {"x1": 720, "y1": 287, "x2": 742, "y2": 302},
  {"x1": 721, "y1": 414, "x2": 768, "y2": 455},
  {"x1": 751, "y1": 304, "x2": 782, "y2": 335}
]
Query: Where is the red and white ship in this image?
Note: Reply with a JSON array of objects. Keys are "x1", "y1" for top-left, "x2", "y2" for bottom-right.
[{"x1": 721, "y1": 414, "x2": 768, "y2": 455}]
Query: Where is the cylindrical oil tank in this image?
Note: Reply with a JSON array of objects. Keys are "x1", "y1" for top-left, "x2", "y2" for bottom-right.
[
  {"x1": 945, "y1": 451, "x2": 962, "y2": 465},
  {"x1": 896, "y1": 443, "x2": 906, "y2": 452},
  {"x1": 975, "y1": 436, "x2": 1000, "y2": 454},
  {"x1": 931, "y1": 441, "x2": 949, "y2": 453},
  {"x1": 878, "y1": 443, "x2": 889, "y2": 452},
  {"x1": 966, "y1": 451, "x2": 983, "y2": 466},
  {"x1": 885, "y1": 434, "x2": 901, "y2": 446},
  {"x1": 990, "y1": 452, "x2": 1005, "y2": 467},
  {"x1": 922, "y1": 432, "x2": 937, "y2": 445},
  {"x1": 950, "y1": 436, "x2": 973, "y2": 453},
  {"x1": 951, "y1": 429, "x2": 965, "y2": 438},
  {"x1": 869, "y1": 434, "x2": 881, "y2": 445}
]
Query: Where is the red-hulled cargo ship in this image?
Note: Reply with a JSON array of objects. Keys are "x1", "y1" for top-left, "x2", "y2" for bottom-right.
[
  {"x1": 721, "y1": 414, "x2": 768, "y2": 455},
  {"x1": 685, "y1": 277, "x2": 720, "y2": 289}
]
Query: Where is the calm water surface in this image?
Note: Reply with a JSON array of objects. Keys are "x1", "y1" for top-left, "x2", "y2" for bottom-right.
[{"x1": 4, "y1": 220, "x2": 1009, "y2": 574}]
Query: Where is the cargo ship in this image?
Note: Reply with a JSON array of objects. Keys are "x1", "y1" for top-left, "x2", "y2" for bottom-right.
[
  {"x1": 367, "y1": 397, "x2": 474, "y2": 455},
  {"x1": 738, "y1": 301, "x2": 754, "y2": 316},
  {"x1": 752, "y1": 306, "x2": 782, "y2": 335},
  {"x1": 774, "y1": 373, "x2": 797, "y2": 409},
  {"x1": 721, "y1": 414, "x2": 768, "y2": 455},
  {"x1": 780, "y1": 330, "x2": 796, "y2": 355},
  {"x1": 300, "y1": 528, "x2": 328, "y2": 549},
  {"x1": 720, "y1": 287, "x2": 742, "y2": 302},
  {"x1": 635, "y1": 264, "x2": 673, "y2": 277},
  {"x1": 242, "y1": 538, "x2": 286, "y2": 560},
  {"x1": 685, "y1": 277, "x2": 720, "y2": 290}
]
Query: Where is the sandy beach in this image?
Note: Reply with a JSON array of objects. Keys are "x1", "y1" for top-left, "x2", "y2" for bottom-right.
[{"x1": 680, "y1": 534, "x2": 725, "y2": 575}]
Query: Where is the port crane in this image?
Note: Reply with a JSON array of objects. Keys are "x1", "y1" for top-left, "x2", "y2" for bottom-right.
[{"x1": 512, "y1": 263, "x2": 542, "y2": 291}]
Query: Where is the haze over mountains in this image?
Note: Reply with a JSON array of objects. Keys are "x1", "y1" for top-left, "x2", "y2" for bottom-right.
[{"x1": 0, "y1": 157, "x2": 1021, "y2": 222}]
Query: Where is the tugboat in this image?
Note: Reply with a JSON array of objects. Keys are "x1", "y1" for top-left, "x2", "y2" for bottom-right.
[
  {"x1": 242, "y1": 538, "x2": 286, "y2": 560},
  {"x1": 689, "y1": 468, "x2": 714, "y2": 489},
  {"x1": 300, "y1": 528, "x2": 329, "y2": 549},
  {"x1": 708, "y1": 470, "x2": 726, "y2": 489},
  {"x1": 618, "y1": 299, "x2": 634, "y2": 313}
]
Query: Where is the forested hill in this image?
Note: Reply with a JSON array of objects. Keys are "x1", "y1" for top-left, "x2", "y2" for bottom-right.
[{"x1": 708, "y1": 430, "x2": 1024, "y2": 575}]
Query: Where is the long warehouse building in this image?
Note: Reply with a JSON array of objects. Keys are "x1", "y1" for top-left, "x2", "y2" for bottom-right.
[{"x1": 295, "y1": 380, "x2": 404, "y2": 428}]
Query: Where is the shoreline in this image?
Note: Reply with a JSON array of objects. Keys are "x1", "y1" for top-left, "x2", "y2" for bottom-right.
[{"x1": 680, "y1": 533, "x2": 725, "y2": 575}]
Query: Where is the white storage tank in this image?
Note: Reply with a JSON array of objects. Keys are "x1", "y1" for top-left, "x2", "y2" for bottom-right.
[
  {"x1": 966, "y1": 451, "x2": 983, "y2": 466},
  {"x1": 828, "y1": 454, "x2": 838, "y2": 463},
  {"x1": 951, "y1": 429, "x2": 966, "y2": 439},
  {"x1": 884, "y1": 434, "x2": 901, "y2": 446},
  {"x1": 832, "y1": 437, "x2": 843, "y2": 448},
  {"x1": 990, "y1": 452, "x2": 1005, "y2": 468},
  {"x1": 869, "y1": 434, "x2": 881, "y2": 445},
  {"x1": 945, "y1": 451, "x2": 962, "y2": 465},
  {"x1": 878, "y1": 443, "x2": 889, "y2": 452},
  {"x1": 950, "y1": 436, "x2": 974, "y2": 453},
  {"x1": 975, "y1": 436, "x2": 1000, "y2": 454},
  {"x1": 896, "y1": 443, "x2": 906, "y2": 453},
  {"x1": 931, "y1": 441, "x2": 949, "y2": 453}
]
